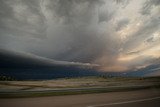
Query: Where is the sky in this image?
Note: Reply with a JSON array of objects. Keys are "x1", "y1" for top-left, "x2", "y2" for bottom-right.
[{"x1": 0, "y1": 0, "x2": 160, "y2": 73}]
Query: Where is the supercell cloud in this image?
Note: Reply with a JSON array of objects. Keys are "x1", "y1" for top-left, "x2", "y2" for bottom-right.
[{"x1": 0, "y1": 0, "x2": 160, "y2": 74}]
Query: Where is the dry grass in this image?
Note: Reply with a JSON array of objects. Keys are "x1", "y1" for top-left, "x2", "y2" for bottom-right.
[{"x1": 0, "y1": 76, "x2": 160, "y2": 92}]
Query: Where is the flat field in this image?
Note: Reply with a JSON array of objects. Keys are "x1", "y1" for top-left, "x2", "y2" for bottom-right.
[{"x1": 0, "y1": 76, "x2": 160, "y2": 98}]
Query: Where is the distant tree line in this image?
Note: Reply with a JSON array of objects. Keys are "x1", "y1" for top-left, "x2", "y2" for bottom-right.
[{"x1": 0, "y1": 75, "x2": 16, "y2": 81}]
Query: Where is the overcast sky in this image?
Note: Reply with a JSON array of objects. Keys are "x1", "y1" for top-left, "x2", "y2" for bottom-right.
[{"x1": 0, "y1": 0, "x2": 160, "y2": 72}]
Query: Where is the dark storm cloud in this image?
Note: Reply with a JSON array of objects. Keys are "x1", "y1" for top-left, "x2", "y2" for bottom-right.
[
  {"x1": 0, "y1": 48, "x2": 98, "y2": 68},
  {"x1": 33, "y1": 0, "x2": 119, "y2": 63},
  {"x1": 0, "y1": 0, "x2": 116, "y2": 64},
  {"x1": 0, "y1": 0, "x2": 159, "y2": 74}
]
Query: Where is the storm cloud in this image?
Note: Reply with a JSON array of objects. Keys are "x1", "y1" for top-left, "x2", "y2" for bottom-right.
[{"x1": 0, "y1": 0, "x2": 160, "y2": 74}]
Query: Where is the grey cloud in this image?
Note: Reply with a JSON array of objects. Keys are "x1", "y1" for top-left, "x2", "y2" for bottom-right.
[
  {"x1": 122, "y1": 17, "x2": 160, "y2": 52},
  {"x1": 145, "y1": 36, "x2": 154, "y2": 43},
  {"x1": 126, "y1": 50, "x2": 140, "y2": 55},
  {"x1": 116, "y1": 18, "x2": 129, "y2": 31},
  {"x1": 45, "y1": 0, "x2": 103, "y2": 24},
  {"x1": 140, "y1": 0, "x2": 160, "y2": 15},
  {"x1": 1, "y1": 0, "x2": 159, "y2": 73},
  {"x1": 114, "y1": 0, "x2": 130, "y2": 8},
  {"x1": 30, "y1": 0, "x2": 118, "y2": 63},
  {"x1": 0, "y1": 0, "x2": 118, "y2": 64},
  {"x1": 98, "y1": 8, "x2": 115, "y2": 23},
  {"x1": 0, "y1": 0, "x2": 46, "y2": 38}
]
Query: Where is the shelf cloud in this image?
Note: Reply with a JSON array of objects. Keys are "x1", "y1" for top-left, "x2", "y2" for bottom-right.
[{"x1": 0, "y1": 0, "x2": 160, "y2": 74}]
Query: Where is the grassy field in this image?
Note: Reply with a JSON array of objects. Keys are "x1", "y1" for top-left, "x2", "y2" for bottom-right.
[{"x1": 0, "y1": 76, "x2": 160, "y2": 98}]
